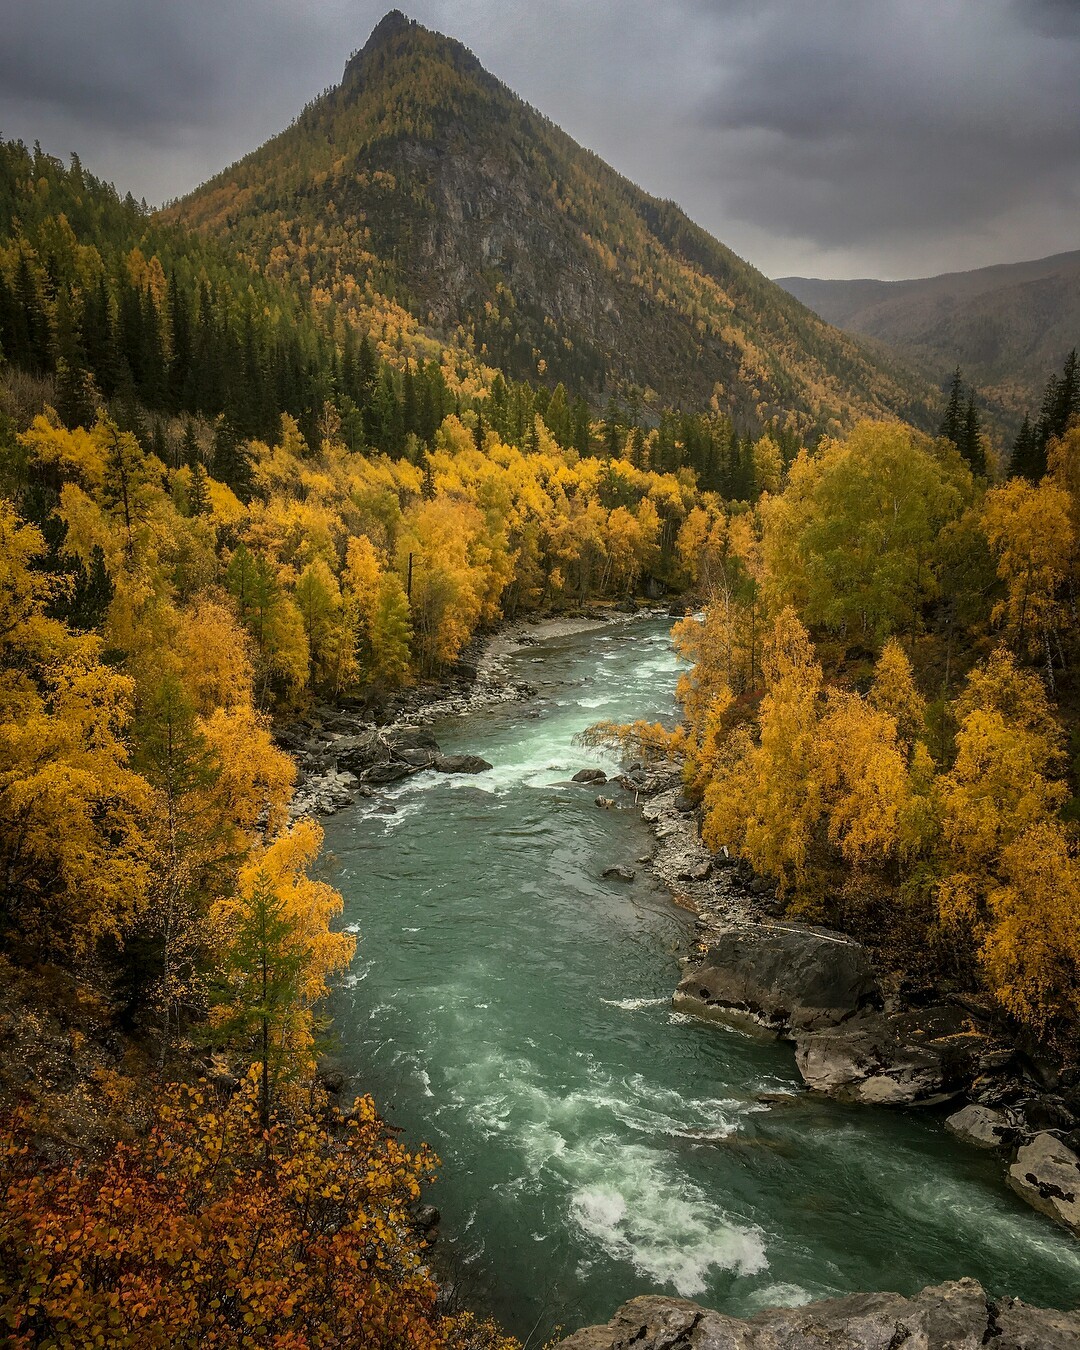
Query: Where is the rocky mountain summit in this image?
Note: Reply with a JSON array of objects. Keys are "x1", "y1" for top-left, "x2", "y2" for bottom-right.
[{"x1": 168, "y1": 11, "x2": 934, "y2": 429}]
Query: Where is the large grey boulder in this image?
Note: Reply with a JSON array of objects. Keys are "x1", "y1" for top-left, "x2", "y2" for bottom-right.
[
  {"x1": 1008, "y1": 1133, "x2": 1080, "y2": 1235},
  {"x1": 434, "y1": 753, "x2": 493, "y2": 774},
  {"x1": 673, "y1": 921, "x2": 881, "y2": 1036},
  {"x1": 557, "y1": 1280, "x2": 1080, "y2": 1350},
  {"x1": 795, "y1": 1006, "x2": 1008, "y2": 1107},
  {"x1": 945, "y1": 1103, "x2": 1008, "y2": 1150}
]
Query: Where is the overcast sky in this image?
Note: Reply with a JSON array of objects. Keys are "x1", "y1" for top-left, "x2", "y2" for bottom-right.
[{"x1": 0, "y1": 0, "x2": 1077, "y2": 280}]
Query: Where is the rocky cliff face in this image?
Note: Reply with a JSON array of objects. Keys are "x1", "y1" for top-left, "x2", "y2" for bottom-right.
[{"x1": 557, "y1": 1280, "x2": 1080, "y2": 1350}]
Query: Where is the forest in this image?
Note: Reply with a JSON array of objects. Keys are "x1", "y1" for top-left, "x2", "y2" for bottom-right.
[
  {"x1": 597, "y1": 352, "x2": 1080, "y2": 1052},
  {"x1": 0, "y1": 71, "x2": 1078, "y2": 1350}
]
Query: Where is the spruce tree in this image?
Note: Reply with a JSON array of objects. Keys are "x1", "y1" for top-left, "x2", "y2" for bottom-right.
[{"x1": 939, "y1": 366, "x2": 965, "y2": 449}]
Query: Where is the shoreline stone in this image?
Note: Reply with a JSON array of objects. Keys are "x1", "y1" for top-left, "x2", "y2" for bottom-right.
[
  {"x1": 556, "y1": 1280, "x2": 1080, "y2": 1350},
  {"x1": 674, "y1": 920, "x2": 882, "y2": 1037},
  {"x1": 1008, "y1": 1133, "x2": 1080, "y2": 1235}
]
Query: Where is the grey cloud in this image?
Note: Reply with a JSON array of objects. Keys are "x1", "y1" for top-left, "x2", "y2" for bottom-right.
[
  {"x1": 0, "y1": 0, "x2": 1076, "y2": 277},
  {"x1": 1014, "y1": 0, "x2": 1080, "y2": 39},
  {"x1": 690, "y1": 0, "x2": 1080, "y2": 268}
]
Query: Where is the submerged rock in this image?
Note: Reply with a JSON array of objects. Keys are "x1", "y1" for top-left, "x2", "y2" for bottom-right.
[
  {"x1": 1008, "y1": 1133, "x2": 1080, "y2": 1235},
  {"x1": 362, "y1": 762, "x2": 420, "y2": 786},
  {"x1": 673, "y1": 920, "x2": 881, "y2": 1036},
  {"x1": 557, "y1": 1280, "x2": 1080, "y2": 1350},
  {"x1": 602, "y1": 865, "x2": 636, "y2": 882}
]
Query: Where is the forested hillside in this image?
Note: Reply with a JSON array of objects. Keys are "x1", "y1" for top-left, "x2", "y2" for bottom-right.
[
  {"x1": 779, "y1": 251, "x2": 1080, "y2": 426},
  {"x1": 166, "y1": 11, "x2": 936, "y2": 435}
]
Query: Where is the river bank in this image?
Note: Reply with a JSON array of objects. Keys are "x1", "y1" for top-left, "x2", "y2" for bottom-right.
[
  {"x1": 622, "y1": 734, "x2": 1080, "y2": 1247},
  {"x1": 276, "y1": 605, "x2": 667, "y2": 818}
]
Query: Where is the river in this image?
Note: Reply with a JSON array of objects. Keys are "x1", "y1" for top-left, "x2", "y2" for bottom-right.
[{"x1": 323, "y1": 616, "x2": 1080, "y2": 1339}]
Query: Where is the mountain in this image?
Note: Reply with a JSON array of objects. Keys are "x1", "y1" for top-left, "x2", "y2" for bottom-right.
[
  {"x1": 165, "y1": 10, "x2": 935, "y2": 434},
  {"x1": 778, "y1": 251, "x2": 1080, "y2": 422}
]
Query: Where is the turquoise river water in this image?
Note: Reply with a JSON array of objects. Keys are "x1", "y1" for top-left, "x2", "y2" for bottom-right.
[{"x1": 323, "y1": 617, "x2": 1080, "y2": 1339}]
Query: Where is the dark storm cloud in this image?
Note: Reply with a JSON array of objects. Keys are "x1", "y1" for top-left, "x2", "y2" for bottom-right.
[
  {"x1": 691, "y1": 0, "x2": 1080, "y2": 272},
  {"x1": 0, "y1": 0, "x2": 1076, "y2": 276}
]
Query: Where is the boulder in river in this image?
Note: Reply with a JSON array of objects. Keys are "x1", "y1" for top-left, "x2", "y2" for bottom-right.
[
  {"x1": 556, "y1": 1279, "x2": 1080, "y2": 1350},
  {"x1": 397, "y1": 747, "x2": 437, "y2": 768},
  {"x1": 362, "y1": 762, "x2": 420, "y2": 786},
  {"x1": 572, "y1": 768, "x2": 608, "y2": 784},
  {"x1": 945, "y1": 1103, "x2": 1009, "y2": 1150},
  {"x1": 1008, "y1": 1133, "x2": 1080, "y2": 1235},
  {"x1": 602, "y1": 865, "x2": 636, "y2": 882},
  {"x1": 434, "y1": 753, "x2": 493, "y2": 774},
  {"x1": 673, "y1": 920, "x2": 881, "y2": 1036},
  {"x1": 795, "y1": 1005, "x2": 1010, "y2": 1107}
]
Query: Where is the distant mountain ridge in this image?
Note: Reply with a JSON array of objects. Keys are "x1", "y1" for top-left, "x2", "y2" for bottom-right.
[
  {"x1": 778, "y1": 251, "x2": 1080, "y2": 422},
  {"x1": 165, "y1": 10, "x2": 936, "y2": 434}
]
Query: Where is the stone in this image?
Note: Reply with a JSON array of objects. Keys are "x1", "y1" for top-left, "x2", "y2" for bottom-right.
[
  {"x1": 602, "y1": 865, "x2": 636, "y2": 882},
  {"x1": 387, "y1": 726, "x2": 440, "y2": 753},
  {"x1": 1008, "y1": 1133, "x2": 1080, "y2": 1234},
  {"x1": 676, "y1": 860, "x2": 712, "y2": 882},
  {"x1": 673, "y1": 920, "x2": 881, "y2": 1036},
  {"x1": 595, "y1": 796, "x2": 618, "y2": 809},
  {"x1": 556, "y1": 1279, "x2": 1080, "y2": 1350},
  {"x1": 796, "y1": 1005, "x2": 1007, "y2": 1107},
  {"x1": 397, "y1": 747, "x2": 437, "y2": 768},
  {"x1": 433, "y1": 753, "x2": 493, "y2": 774},
  {"x1": 362, "y1": 762, "x2": 420, "y2": 786},
  {"x1": 572, "y1": 768, "x2": 608, "y2": 784},
  {"x1": 945, "y1": 1103, "x2": 1008, "y2": 1150},
  {"x1": 408, "y1": 1202, "x2": 440, "y2": 1238}
]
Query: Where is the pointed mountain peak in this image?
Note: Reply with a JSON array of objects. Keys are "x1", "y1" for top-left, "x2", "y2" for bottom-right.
[
  {"x1": 344, "y1": 10, "x2": 483, "y2": 88},
  {"x1": 364, "y1": 9, "x2": 412, "y2": 51}
]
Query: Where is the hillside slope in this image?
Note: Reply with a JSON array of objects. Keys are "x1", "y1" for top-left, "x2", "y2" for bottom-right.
[
  {"x1": 778, "y1": 251, "x2": 1080, "y2": 420},
  {"x1": 166, "y1": 10, "x2": 935, "y2": 434}
]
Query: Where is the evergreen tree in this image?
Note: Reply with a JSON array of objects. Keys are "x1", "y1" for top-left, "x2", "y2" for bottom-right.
[
  {"x1": 209, "y1": 868, "x2": 304, "y2": 1129},
  {"x1": 1010, "y1": 412, "x2": 1040, "y2": 481},
  {"x1": 211, "y1": 415, "x2": 253, "y2": 502},
  {"x1": 961, "y1": 393, "x2": 986, "y2": 476},
  {"x1": 939, "y1": 366, "x2": 965, "y2": 448}
]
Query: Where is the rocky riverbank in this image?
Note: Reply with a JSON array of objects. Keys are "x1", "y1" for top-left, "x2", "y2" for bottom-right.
[
  {"x1": 277, "y1": 607, "x2": 656, "y2": 819},
  {"x1": 621, "y1": 767, "x2": 1080, "y2": 1244},
  {"x1": 556, "y1": 1279, "x2": 1080, "y2": 1350}
]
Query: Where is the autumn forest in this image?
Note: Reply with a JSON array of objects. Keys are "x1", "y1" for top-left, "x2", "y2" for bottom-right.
[{"x1": 1, "y1": 8, "x2": 1080, "y2": 1348}]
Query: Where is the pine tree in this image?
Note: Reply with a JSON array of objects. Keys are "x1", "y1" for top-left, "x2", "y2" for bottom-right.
[
  {"x1": 188, "y1": 460, "x2": 210, "y2": 516},
  {"x1": 1010, "y1": 412, "x2": 1039, "y2": 481},
  {"x1": 939, "y1": 367, "x2": 965, "y2": 448},
  {"x1": 211, "y1": 415, "x2": 253, "y2": 501},
  {"x1": 961, "y1": 393, "x2": 986, "y2": 476}
]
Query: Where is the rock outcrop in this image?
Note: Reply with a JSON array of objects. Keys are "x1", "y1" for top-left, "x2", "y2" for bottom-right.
[
  {"x1": 557, "y1": 1280, "x2": 1080, "y2": 1350},
  {"x1": 795, "y1": 1005, "x2": 1012, "y2": 1108},
  {"x1": 1008, "y1": 1133, "x2": 1080, "y2": 1235},
  {"x1": 433, "y1": 753, "x2": 492, "y2": 774},
  {"x1": 674, "y1": 921, "x2": 881, "y2": 1036}
]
